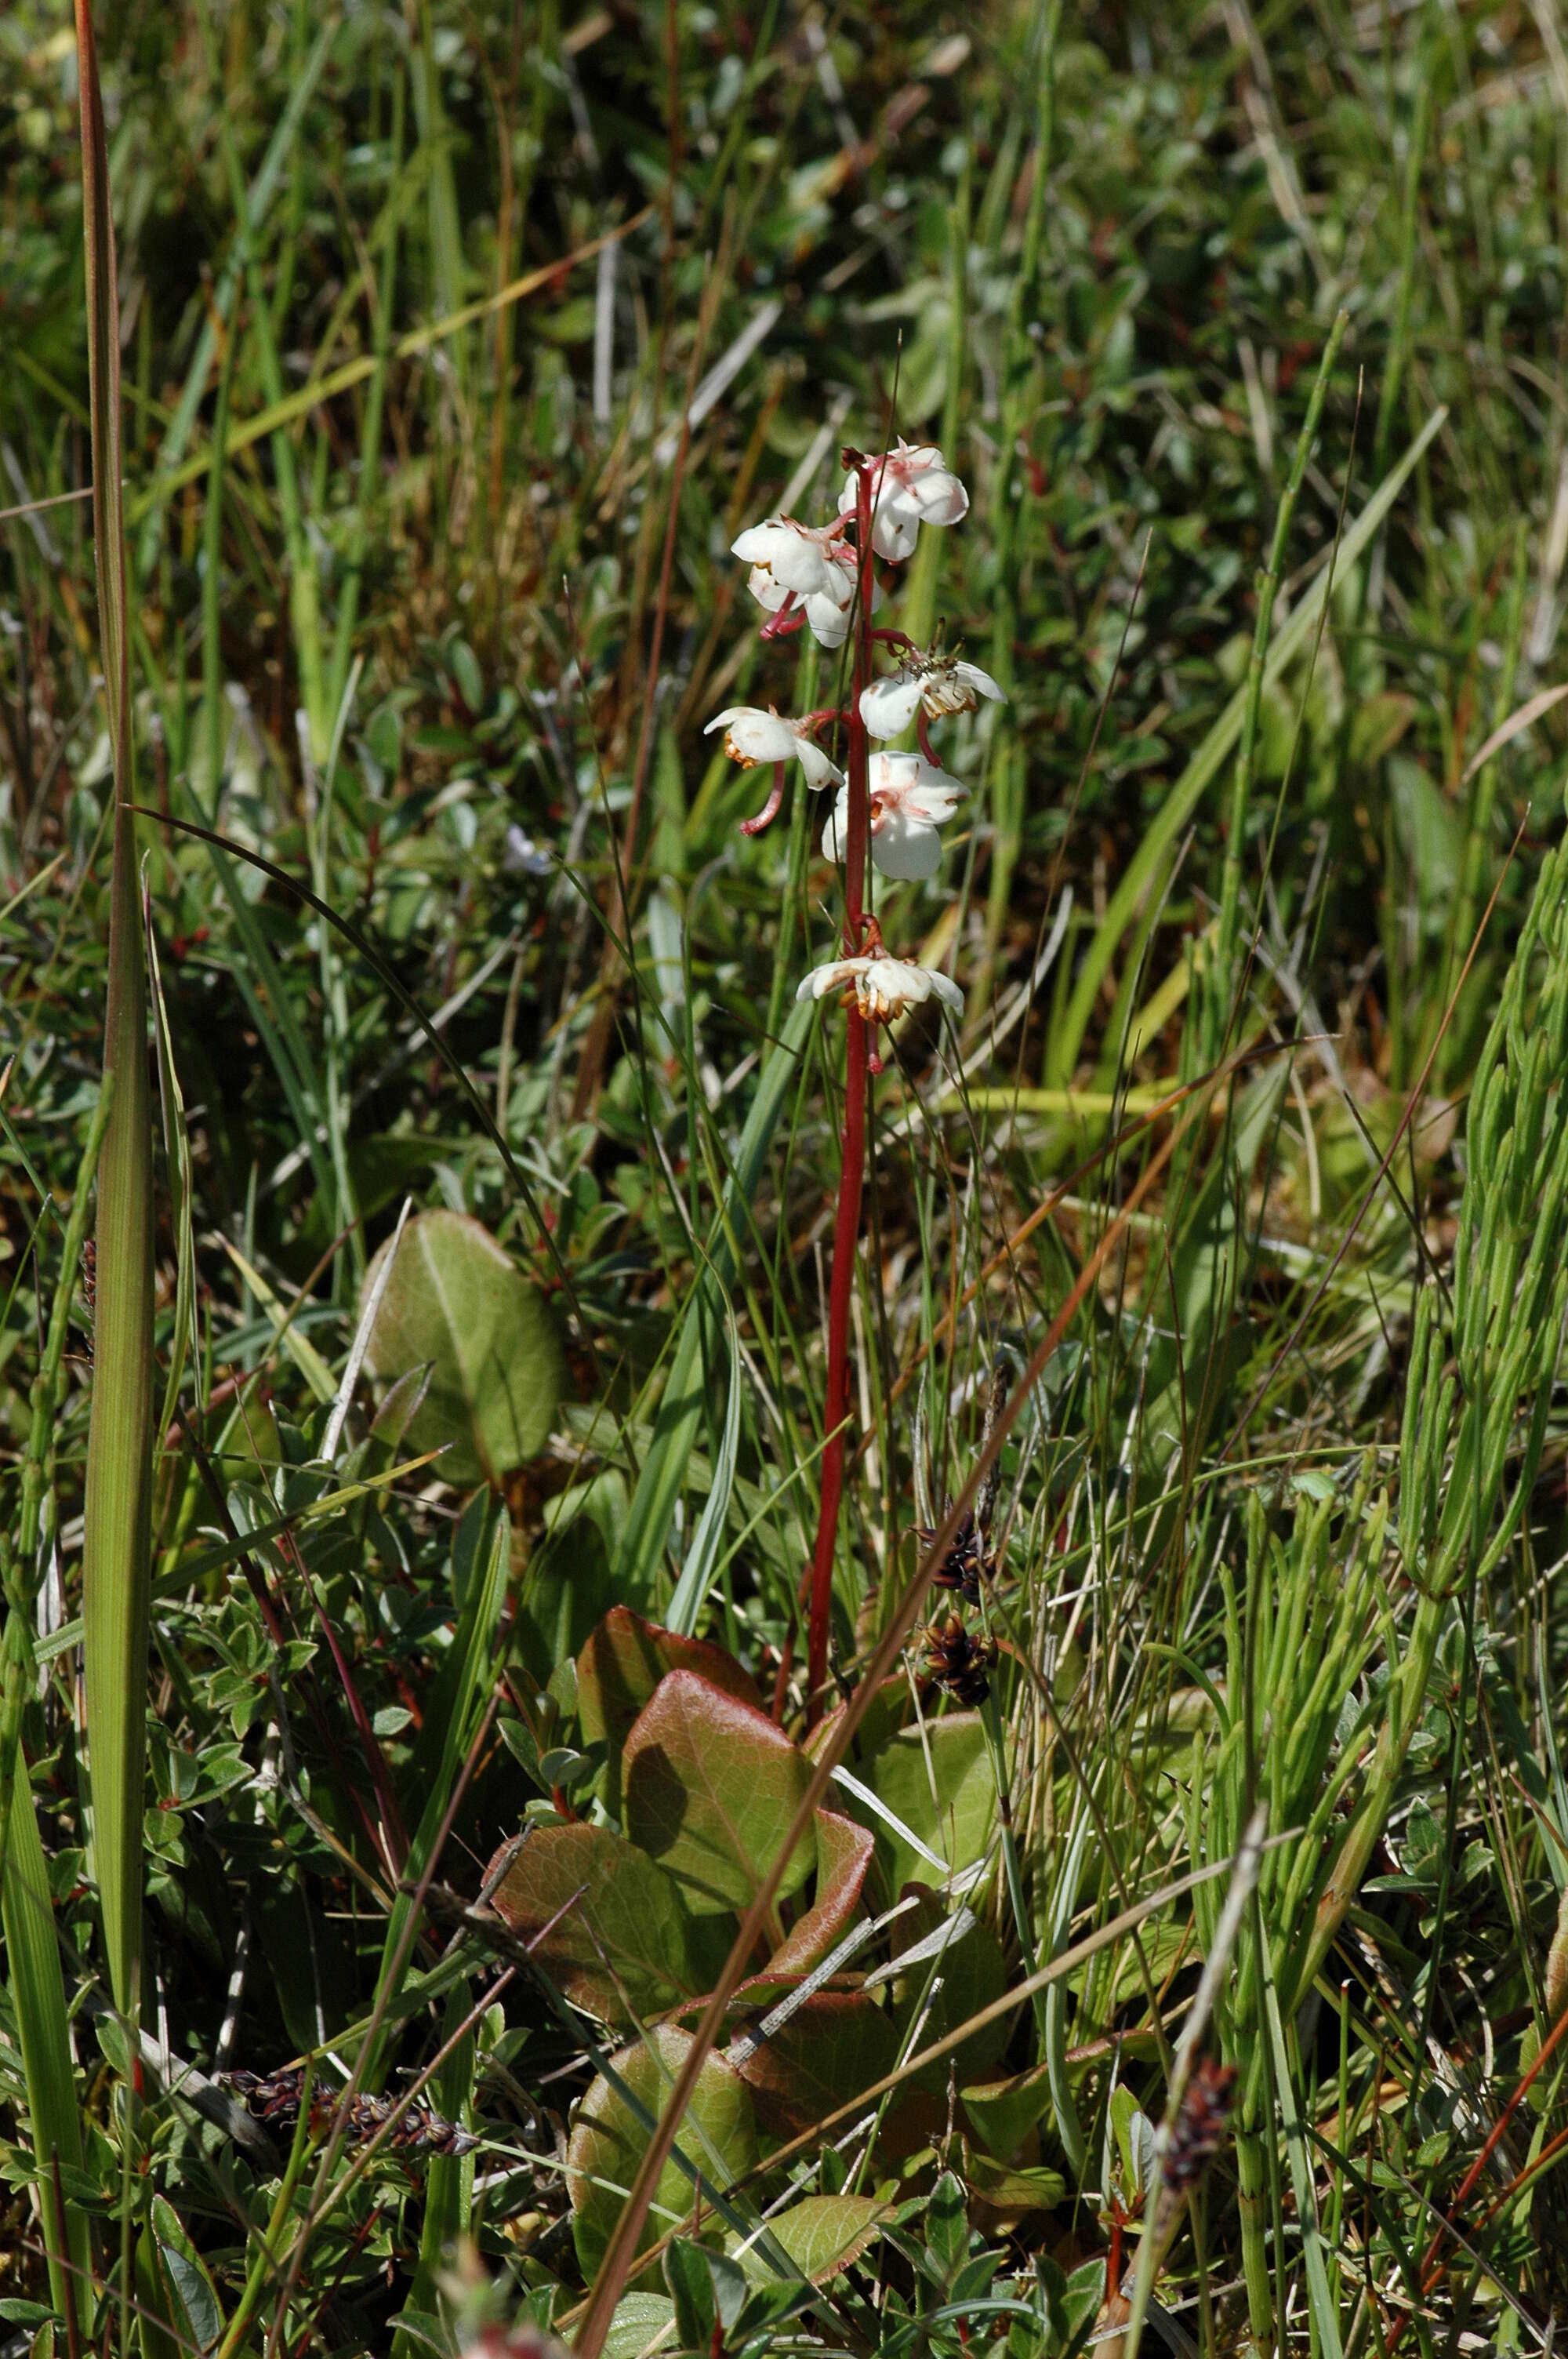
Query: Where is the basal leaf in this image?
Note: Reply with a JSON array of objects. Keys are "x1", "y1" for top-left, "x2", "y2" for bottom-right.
[
  {"x1": 741, "y1": 1809, "x2": 873, "y2": 1998},
  {"x1": 568, "y1": 2024, "x2": 757, "y2": 2281},
  {"x1": 846, "y1": 1711, "x2": 996, "y2": 1891},
  {"x1": 622, "y1": 1670, "x2": 814, "y2": 1917},
  {"x1": 728, "y1": 1990, "x2": 898, "y2": 2136},
  {"x1": 579, "y1": 1608, "x2": 763, "y2": 1815},
  {"x1": 890, "y1": 1886, "x2": 1010, "y2": 2089},
  {"x1": 960, "y1": 2057, "x2": 1055, "y2": 2162},
  {"x1": 485, "y1": 1823, "x2": 713, "y2": 2023},
  {"x1": 601, "y1": 2295, "x2": 674, "y2": 2359},
  {"x1": 361, "y1": 1208, "x2": 562, "y2": 1488},
  {"x1": 731, "y1": 2194, "x2": 887, "y2": 2285}
]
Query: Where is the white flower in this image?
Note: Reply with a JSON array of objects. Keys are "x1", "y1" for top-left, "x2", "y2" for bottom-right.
[
  {"x1": 838, "y1": 441, "x2": 970, "y2": 562},
  {"x1": 502, "y1": 824, "x2": 553, "y2": 878},
  {"x1": 731, "y1": 517, "x2": 869, "y2": 647},
  {"x1": 797, "y1": 954, "x2": 964, "y2": 1023},
  {"x1": 860, "y1": 653, "x2": 1006, "y2": 739},
  {"x1": 705, "y1": 707, "x2": 843, "y2": 791},
  {"x1": 822, "y1": 751, "x2": 965, "y2": 881}
]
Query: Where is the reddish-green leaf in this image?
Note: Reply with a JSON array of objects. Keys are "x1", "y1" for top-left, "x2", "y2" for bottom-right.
[
  {"x1": 741, "y1": 1809, "x2": 873, "y2": 1999},
  {"x1": 568, "y1": 2025, "x2": 757, "y2": 2281},
  {"x1": 579, "y1": 1608, "x2": 762, "y2": 1813},
  {"x1": 960, "y1": 2058, "x2": 1056, "y2": 2162},
  {"x1": 623, "y1": 1671, "x2": 815, "y2": 1917},
  {"x1": 729, "y1": 1990, "x2": 898, "y2": 2136},
  {"x1": 485, "y1": 1823, "x2": 714, "y2": 2023}
]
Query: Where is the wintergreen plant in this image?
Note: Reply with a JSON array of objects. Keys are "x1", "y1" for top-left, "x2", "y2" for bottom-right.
[{"x1": 707, "y1": 442, "x2": 1000, "y2": 1711}]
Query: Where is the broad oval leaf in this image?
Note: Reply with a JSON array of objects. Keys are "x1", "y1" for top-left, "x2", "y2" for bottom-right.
[
  {"x1": 361, "y1": 1209, "x2": 562, "y2": 1488},
  {"x1": 568, "y1": 2024, "x2": 757, "y2": 2281},
  {"x1": 623, "y1": 1670, "x2": 814, "y2": 1917},
  {"x1": 728, "y1": 1989, "x2": 898, "y2": 2136},
  {"x1": 485, "y1": 1824, "x2": 713, "y2": 2023},
  {"x1": 845, "y1": 1710, "x2": 996, "y2": 1891},
  {"x1": 741, "y1": 1809, "x2": 873, "y2": 2000},
  {"x1": 891, "y1": 1885, "x2": 1009, "y2": 2088},
  {"x1": 960, "y1": 2057, "x2": 1056, "y2": 2162},
  {"x1": 601, "y1": 2295, "x2": 674, "y2": 2359},
  {"x1": 579, "y1": 1608, "x2": 762, "y2": 1814},
  {"x1": 731, "y1": 2194, "x2": 887, "y2": 2285}
]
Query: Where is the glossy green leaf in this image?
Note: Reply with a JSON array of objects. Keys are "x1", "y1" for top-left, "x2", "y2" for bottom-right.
[
  {"x1": 847, "y1": 1712, "x2": 997, "y2": 1891},
  {"x1": 601, "y1": 2294, "x2": 674, "y2": 2359},
  {"x1": 579, "y1": 1608, "x2": 762, "y2": 1816},
  {"x1": 960, "y1": 2058, "x2": 1055, "y2": 2162},
  {"x1": 486, "y1": 1823, "x2": 714, "y2": 2022},
  {"x1": 731, "y1": 2194, "x2": 887, "y2": 2285},
  {"x1": 623, "y1": 1670, "x2": 814, "y2": 1917},
  {"x1": 568, "y1": 2025, "x2": 757, "y2": 2281},
  {"x1": 362, "y1": 1208, "x2": 563, "y2": 1488},
  {"x1": 891, "y1": 1886, "x2": 1010, "y2": 2089}
]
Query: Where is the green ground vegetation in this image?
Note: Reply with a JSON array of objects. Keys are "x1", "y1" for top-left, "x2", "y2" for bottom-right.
[{"x1": 4, "y1": 0, "x2": 1568, "y2": 2352}]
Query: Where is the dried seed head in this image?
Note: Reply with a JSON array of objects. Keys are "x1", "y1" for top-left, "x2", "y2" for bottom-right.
[
  {"x1": 1163, "y1": 2057, "x2": 1238, "y2": 2194},
  {"x1": 914, "y1": 1506, "x2": 993, "y2": 1604},
  {"x1": 922, "y1": 1611, "x2": 998, "y2": 1707},
  {"x1": 219, "y1": 2066, "x2": 478, "y2": 2159}
]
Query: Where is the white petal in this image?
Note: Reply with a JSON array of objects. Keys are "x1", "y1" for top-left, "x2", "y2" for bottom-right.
[
  {"x1": 869, "y1": 809, "x2": 942, "y2": 880},
  {"x1": 731, "y1": 519, "x2": 794, "y2": 565},
  {"x1": 797, "y1": 957, "x2": 865, "y2": 1002},
  {"x1": 706, "y1": 706, "x2": 796, "y2": 765},
  {"x1": 860, "y1": 674, "x2": 925, "y2": 737},
  {"x1": 900, "y1": 780, "x2": 964, "y2": 826},
  {"x1": 769, "y1": 540, "x2": 835, "y2": 597},
  {"x1": 745, "y1": 565, "x2": 789, "y2": 615},
  {"x1": 955, "y1": 660, "x2": 1005, "y2": 704},
  {"x1": 794, "y1": 736, "x2": 844, "y2": 791},
  {"x1": 869, "y1": 751, "x2": 921, "y2": 797},
  {"x1": 803, "y1": 586, "x2": 852, "y2": 648},
  {"x1": 907, "y1": 468, "x2": 969, "y2": 525},
  {"x1": 821, "y1": 791, "x2": 849, "y2": 864},
  {"x1": 927, "y1": 970, "x2": 964, "y2": 1013},
  {"x1": 869, "y1": 500, "x2": 920, "y2": 562}
]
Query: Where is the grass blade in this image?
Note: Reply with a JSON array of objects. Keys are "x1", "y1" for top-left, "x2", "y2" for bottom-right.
[
  {"x1": 1, "y1": 1786, "x2": 93, "y2": 2325},
  {"x1": 1046, "y1": 403, "x2": 1446, "y2": 1084},
  {"x1": 76, "y1": 0, "x2": 158, "y2": 2023}
]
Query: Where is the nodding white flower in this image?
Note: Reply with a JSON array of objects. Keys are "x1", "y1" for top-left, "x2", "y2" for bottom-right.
[
  {"x1": 838, "y1": 441, "x2": 970, "y2": 562},
  {"x1": 797, "y1": 954, "x2": 964, "y2": 1023},
  {"x1": 822, "y1": 751, "x2": 965, "y2": 881},
  {"x1": 705, "y1": 707, "x2": 843, "y2": 791},
  {"x1": 732, "y1": 516, "x2": 868, "y2": 647},
  {"x1": 860, "y1": 653, "x2": 1005, "y2": 739}
]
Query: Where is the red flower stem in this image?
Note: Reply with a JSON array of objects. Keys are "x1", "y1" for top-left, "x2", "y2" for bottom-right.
[
  {"x1": 804, "y1": 461, "x2": 875, "y2": 1720},
  {"x1": 738, "y1": 762, "x2": 786, "y2": 837}
]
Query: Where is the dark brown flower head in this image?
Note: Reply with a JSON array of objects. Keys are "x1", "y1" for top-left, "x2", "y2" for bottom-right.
[
  {"x1": 1163, "y1": 2056, "x2": 1238, "y2": 2194},
  {"x1": 220, "y1": 2066, "x2": 477, "y2": 2159},
  {"x1": 915, "y1": 1507, "x2": 994, "y2": 1604},
  {"x1": 923, "y1": 1611, "x2": 998, "y2": 1707}
]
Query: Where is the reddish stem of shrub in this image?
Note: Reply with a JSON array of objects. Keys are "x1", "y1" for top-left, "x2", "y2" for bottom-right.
[{"x1": 804, "y1": 462, "x2": 874, "y2": 1719}]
